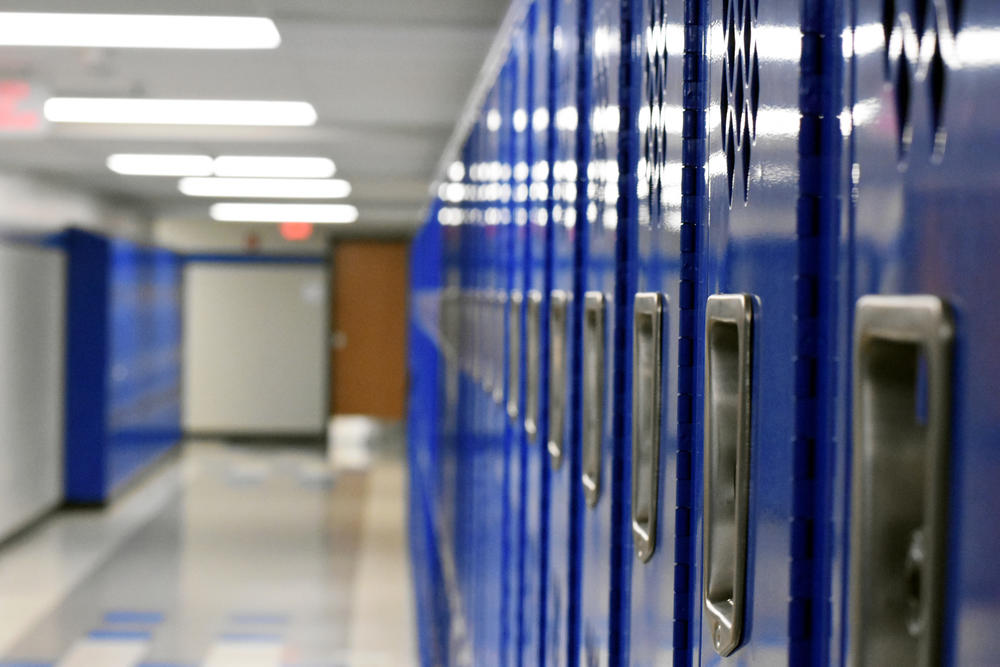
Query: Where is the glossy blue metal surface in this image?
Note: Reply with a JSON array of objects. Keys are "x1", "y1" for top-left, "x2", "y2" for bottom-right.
[
  {"x1": 407, "y1": 0, "x2": 1000, "y2": 663},
  {"x1": 845, "y1": 0, "x2": 1000, "y2": 663},
  {"x1": 502, "y1": 18, "x2": 531, "y2": 667},
  {"x1": 471, "y1": 77, "x2": 511, "y2": 665},
  {"x1": 544, "y1": 0, "x2": 587, "y2": 663},
  {"x1": 407, "y1": 213, "x2": 448, "y2": 667},
  {"x1": 794, "y1": 0, "x2": 845, "y2": 663},
  {"x1": 64, "y1": 229, "x2": 182, "y2": 505},
  {"x1": 627, "y1": 0, "x2": 700, "y2": 663},
  {"x1": 699, "y1": 0, "x2": 829, "y2": 661},
  {"x1": 578, "y1": 0, "x2": 634, "y2": 663},
  {"x1": 435, "y1": 149, "x2": 466, "y2": 665},
  {"x1": 106, "y1": 240, "x2": 183, "y2": 490},
  {"x1": 519, "y1": 1, "x2": 555, "y2": 664}
]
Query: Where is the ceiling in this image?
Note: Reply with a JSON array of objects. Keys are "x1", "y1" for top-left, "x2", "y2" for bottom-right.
[{"x1": 0, "y1": 0, "x2": 510, "y2": 231}]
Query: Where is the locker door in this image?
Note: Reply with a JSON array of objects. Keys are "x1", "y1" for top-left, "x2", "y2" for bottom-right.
[
  {"x1": 544, "y1": 0, "x2": 587, "y2": 664},
  {"x1": 577, "y1": 0, "x2": 636, "y2": 663},
  {"x1": 502, "y1": 19, "x2": 531, "y2": 667},
  {"x1": 520, "y1": 0, "x2": 555, "y2": 663},
  {"x1": 844, "y1": 1, "x2": 1000, "y2": 664},
  {"x1": 442, "y1": 132, "x2": 475, "y2": 665},
  {"x1": 473, "y1": 74, "x2": 515, "y2": 666},
  {"x1": 408, "y1": 211, "x2": 447, "y2": 665},
  {"x1": 698, "y1": 0, "x2": 842, "y2": 662},
  {"x1": 627, "y1": 0, "x2": 700, "y2": 663},
  {"x1": 459, "y1": 128, "x2": 481, "y2": 666},
  {"x1": 434, "y1": 136, "x2": 466, "y2": 665}
]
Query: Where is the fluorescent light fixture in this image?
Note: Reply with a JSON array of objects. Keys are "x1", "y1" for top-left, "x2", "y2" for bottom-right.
[
  {"x1": 213, "y1": 156, "x2": 335, "y2": 178},
  {"x1": 107, "y1": 153, "x2": 213, "y2": 176},
  {"x1": 210, "y1": 203, "x2": 359, "y2": 224},
  {"x1": 0, "y1": 13, "x2": 280, "y2": 49},
  {"x1": 44, "y1": 98, "x2": 317, "y2": 126},
  {"x1": 180, "y1": 177, "x2": 351, "y2": 199}
]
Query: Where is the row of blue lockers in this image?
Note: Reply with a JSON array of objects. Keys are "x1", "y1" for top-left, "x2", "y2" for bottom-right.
[
  {"x1": 406, "y1": 0, "x2": 1000, "y2": 665},
  {"x1": 59, "y1": 228, "x2": 183, "y2": 505}
]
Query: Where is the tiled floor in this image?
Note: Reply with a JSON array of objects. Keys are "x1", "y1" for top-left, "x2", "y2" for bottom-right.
[{"x1": 0, "y1": 431, "x2": 416, "y2": 667}]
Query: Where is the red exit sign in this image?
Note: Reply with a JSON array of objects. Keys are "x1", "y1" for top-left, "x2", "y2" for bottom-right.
[{"x1": 0, "y1": 80, "x2": 47, "y2": 135}]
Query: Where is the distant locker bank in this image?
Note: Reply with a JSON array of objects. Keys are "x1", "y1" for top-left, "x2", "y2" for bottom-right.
[{"x1": 407, "y1": 0, "x2": 1000, "y2": 665}]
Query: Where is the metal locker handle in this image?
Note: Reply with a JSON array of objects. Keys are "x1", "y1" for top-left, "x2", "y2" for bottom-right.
[
  {"x1": 848, "y1": 295, "x2": 953, "y2": 667},
  {"x1": 458, "y1": 291, "x2": 468, "y2": 374},
  {"x1": 507, "y1": 290, "x2": 523, "y2": 421},
  {"x1": 632, "y1": 293, "x2": 665, "y2": 562},
  {"x1": 703, "y1": 293, "x2": 754, "y2": 657},
  {"x1": 524, "y1": 290, "x2": 542, "y2": 441},
  {"x1": 547, "y1": 290, "x2": 570, "y2": 468},
  {"x1": 442, "y1": 287, "x2": 459, "y2": 363},
  {"x1": 463, "y1": 291, "x2": 474, "y2": 378},
  {"x1": 468, "y1": 291, "x2": 478, "y2": 381},
  {"x1": 581, "y1": 292, "x2": 606, "y2": 508},
  {"x1": 481, "y1": 292, "x2": 494, "y2": 394},
  {"x1": 481, "y1": 292, "x2": 493, "y2": 393},
  {"x1": 484, "y1": 291, "x2": 498, "y2": 395},
  {"x1": 493, "y1": 291, "x2": 508, "y2": 405}
]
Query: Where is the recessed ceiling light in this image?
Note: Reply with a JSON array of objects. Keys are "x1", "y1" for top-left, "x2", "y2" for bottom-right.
[
  {"x1": 213, "y1": 156, "x2": 335, "y2": 178},
  {"x1": 0, "y1": 13, "x2": 280, "y2": 49},
  {"x1": 180, "y1": 177, "x2": 351, "y2": 199},
  {"x1": 45, "y1": 98, "x2": 317, "y2": 126},
  {"x1": 107, "y1": 154, "x2": 213, "y2": 176},
  {"x1": 210, "y1": 203, "x2": 359, "y2": 224}
]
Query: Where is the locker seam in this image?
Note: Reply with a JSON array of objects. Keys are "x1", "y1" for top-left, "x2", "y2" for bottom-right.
[
  {"x1": 792, "y1": 0, "x2": 843, "y2": 664},
  {"x1": 673, "y1": 0, "x2": 708, "y2": 662}
]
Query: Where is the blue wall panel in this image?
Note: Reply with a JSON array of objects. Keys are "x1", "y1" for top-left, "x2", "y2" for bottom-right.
[{"x1": 64, "y1": 229, "x2": 182, "y2": 505}]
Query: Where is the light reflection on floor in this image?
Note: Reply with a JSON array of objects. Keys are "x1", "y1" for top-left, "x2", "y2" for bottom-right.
[{"x1": 0, "y1": 425, "x2": 415, "y2": 667}]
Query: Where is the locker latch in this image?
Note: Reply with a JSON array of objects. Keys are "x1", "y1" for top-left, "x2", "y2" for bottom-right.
[
  {"x1": 849, "y1": 295, "x2": 953, "y2": 667},
  {"x1": 703, "y1": 293, "x2": 754, "y2": 657},
  {"x1": 582, "y1": 291, "x2": 606, "y2": 508},
  {"x1": 548, "y1": 290, "x2": 570, "y2": 469},
  {"x1": 492, "y1": 291, "x2": 508, "y2": 406},
  {"x1": 524, "y1": 289, "x2": 542, "y2": 442},
  {"x1": 632, "y1": 292, "x2": 665, "y2": 562},
  {"x1": 506, "y1": 290, "x2": 523, "y2": 422}
]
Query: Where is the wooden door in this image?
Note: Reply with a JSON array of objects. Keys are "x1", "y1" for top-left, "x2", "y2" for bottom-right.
[{"x1": 330, "y1": 240, "x2": 409, "y2": 420}]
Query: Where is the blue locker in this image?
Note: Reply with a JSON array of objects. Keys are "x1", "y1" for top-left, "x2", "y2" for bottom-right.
[
  {"x1": 436, "y1": 78, "x2": 518, "y2": 661},
  {"x1": 544, "y1": 0, "x2": 587, "y2": 663},
  {"x1": 502, "y1": 16, "x2": 531, "y2": 667},
  {"x1": 843, "y1": 1, "x2": 1000, "y2": 664},
  {"x1": 627, "y1": 0, "x2": 701, "y2": 663},
  {"x1": 578, "y1": 0, "x2": 640, "y2": 662},
  {"x1": 456, "y1": 130, "x2": 479, "y2": 666},
  {"x1": 407, "y1": 213, "x2": 449, "y2": 666},
  {"x1": 437, "y1": 143, "x2": 467, "y2": 664},
  {"x1": 519, "y1": 0, "x2": 555, "y2": 663},
  {"x1": 64, "y1": 229, "x2": 182, "y2": 505},
  {"x1": 470, "y1": 75, "x2": 513, "y2": 665},
  {"x1": 697, "y1": 0, "x2": 842, "y2": 661}
]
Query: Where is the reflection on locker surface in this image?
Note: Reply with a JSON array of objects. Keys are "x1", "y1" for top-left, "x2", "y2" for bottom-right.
[{"x1": 407, "y1": 0, "x2": 1000, "y2": 665}]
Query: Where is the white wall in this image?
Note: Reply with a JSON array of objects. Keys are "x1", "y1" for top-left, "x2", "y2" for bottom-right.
[
  {"x1": 0, "y1": 170, "x2": 151, "y2": 240},
  {"x1": 0, "y1": 243, "x2": 64, "y2": 537},
  {"x1": 183, "y1": 263, "x2": 329, "y2": 434}
]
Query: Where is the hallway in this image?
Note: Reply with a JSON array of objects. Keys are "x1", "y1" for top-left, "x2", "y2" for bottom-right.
[{"x1": 0, "y1": 438, "x2": 415, "y2": 667}]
